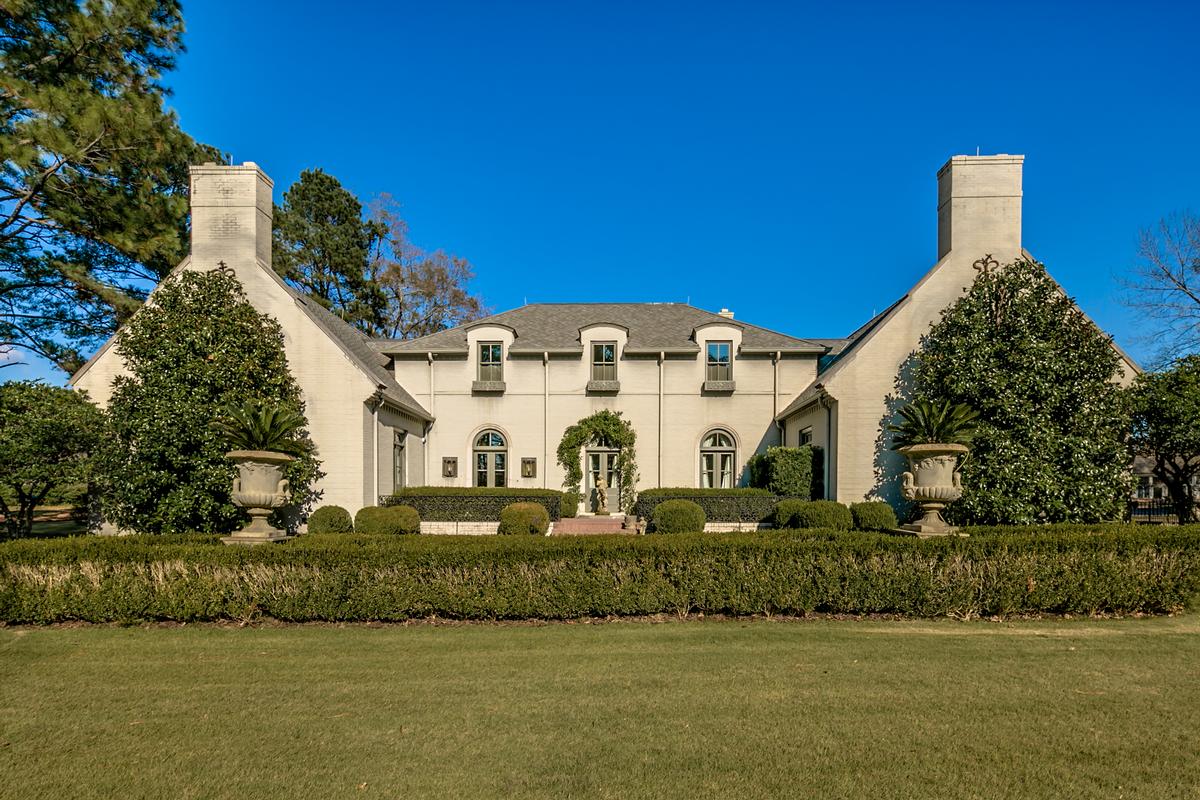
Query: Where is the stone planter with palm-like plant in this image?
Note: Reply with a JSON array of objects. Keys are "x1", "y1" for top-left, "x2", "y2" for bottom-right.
[
  {"x1": 212, "y1": 402, "x2": 308, "y2": 545},
  {"x1": 887, "y1": 398, "x2": 980, "y2": 536}
]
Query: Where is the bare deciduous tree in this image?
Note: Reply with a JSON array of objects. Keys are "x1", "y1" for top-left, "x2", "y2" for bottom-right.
[{"x1": 1126, "y1": 212, "x2": 1200, "y2": 361}]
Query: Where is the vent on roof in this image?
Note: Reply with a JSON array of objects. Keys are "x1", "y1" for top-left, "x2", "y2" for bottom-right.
[{"x1": 718, "y1": 308, "x2": 735, "y2": 319}]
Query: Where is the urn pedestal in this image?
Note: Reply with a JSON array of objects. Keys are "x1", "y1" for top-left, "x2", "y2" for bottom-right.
[
  {"x1": 221, "y1": 450, "x2": 295, "y2": 546},
  {"x1": 897, "y1": 443, "x2": 968, "y2": 537}
]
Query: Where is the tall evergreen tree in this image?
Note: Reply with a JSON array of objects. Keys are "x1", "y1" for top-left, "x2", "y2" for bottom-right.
[
  {"x1": 94, "y1": 269, "x2": 321, "y2": 534},
  {"x1": 0, "y1": 0, "x2": 220, "y2": 373},
  {"x1": 271, "y1": 169, "x2": 385, "y2": 330},
  {"x1": 905, "y1": 258, "x2": 1130, "y2": 524}
]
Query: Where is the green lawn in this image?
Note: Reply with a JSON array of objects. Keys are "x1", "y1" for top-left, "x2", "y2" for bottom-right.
[{"x1": 2, "y1": 618, "x2": 1198, "y2": 799}]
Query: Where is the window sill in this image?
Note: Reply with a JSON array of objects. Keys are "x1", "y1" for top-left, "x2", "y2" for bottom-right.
[
  {"x1": 586, "y1": 379, "x2": 621, "y2": 393},
  {"x1": 472, "y1": 380, "x2": 506, "y2": 393},
  {"x1": 702, "y1": 380, "x2": 736, "y2": 393}
]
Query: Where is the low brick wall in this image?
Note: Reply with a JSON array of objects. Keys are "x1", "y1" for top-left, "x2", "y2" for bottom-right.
[
  {"x1": 704, "y1": 521, "x2": 774, "y2": 533},
  {"x1": 419, "y1": 521, "x2": 558, "y2": 536}
]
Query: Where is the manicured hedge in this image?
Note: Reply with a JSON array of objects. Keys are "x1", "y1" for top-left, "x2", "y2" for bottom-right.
[
  {"x1": 307, "y1": 505, "x2": 353, "y2": 534},
  {"x1": 747, "y1": 446, "x2": 816, "y2": 499},
  {"x1": 850, "y1": 502, "x2": 898, "y2": 532},
  {"x1": 652, "y1": 499, "x2": 706, "y2": 533},
  {"x1": 354, "y1": 505, "x2": 420, "y2": 535},
  {"x1": 382, "y1": 487, "x2": 562, "y2": 521},
  {"x1": 776, "y1": 499, "x2": 853, "y2": 530},
  {"x1": 2, "y1": 527, "x2": 1198, "y2": 623},
  {"x1": 498, "y1": 502, "x2": 550, "y2": 535},
  {"x1": 560, "y1": 492, "x2": 580, "y2": 519},
  {"x1": 635, "y1": 488, "x2": 781, "y2": 523}
]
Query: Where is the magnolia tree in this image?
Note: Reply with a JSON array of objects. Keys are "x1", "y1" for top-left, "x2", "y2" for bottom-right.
[
  {"x1": 907, "y1": 258, "x2": 1130, "y2": 524},
  {"x1": 1130, "y1": 355, "x2": 1200, "y2": 523},
  {"x1": 0, "y1": 381, "x2": 103, "y2": 538},
  {"x1": 94, "y1": 270, "x2": 321, "y2": 534}
]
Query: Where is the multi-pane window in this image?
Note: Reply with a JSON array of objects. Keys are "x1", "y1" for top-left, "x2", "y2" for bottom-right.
[
  {"x1": 393, "y1": 432, "x2": 406, "y2": 490},
  {"x1": 592, "y1": 342, "x2": 617, "y2": 381},
  {"x1": 474, "y1": 429, "x2": 507, "y2": 487},
  {"x1": 478, "y1": 342, "x2": 503, "y2": 382},
  {"x1": 700, "y1": 429, "x2": 736, "y2": 489},
  {"x1": 799, "y1": 426, "x2": 813, "y2": 446},
  {"x1": 706, "y1": 341, "x2": 732, "y2": 381}
]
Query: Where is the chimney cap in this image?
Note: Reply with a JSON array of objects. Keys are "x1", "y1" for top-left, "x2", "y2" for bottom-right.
[{"x1": 717, "y1": 308, "x2": 735, "y2": 319}]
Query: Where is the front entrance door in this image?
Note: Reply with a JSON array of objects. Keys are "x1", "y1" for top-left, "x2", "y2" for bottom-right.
[{"x1": 586, "y1": 450, "x2": 620, "y2": 514}]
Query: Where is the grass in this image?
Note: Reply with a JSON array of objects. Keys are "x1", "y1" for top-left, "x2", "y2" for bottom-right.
[{"x1": 2, "y1": 618, "x2": 1199, "y2": 799}]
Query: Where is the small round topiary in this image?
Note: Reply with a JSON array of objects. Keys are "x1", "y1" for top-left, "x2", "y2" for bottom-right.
[
  {"x1": 354, "y1": 504, "x2": 421, "y2": 535},
  {"x1": 781, "y1": 499, "x2": 853, "y2": 530},
  {"x1": 850, "y1": 501, "x2": 898, "y2": 531},
  {"x1": 652, "y1": 499, "x2": 706, "y2": 533},
  {"x1": 498, "y1": 502, "x2": 551, "y2": 535},
  {"x1": 560, "y1": 491, "x2": 580, "y2": 519},
  {"x1": 307, "y1": 505, "x2": 354, "y2": 534}
]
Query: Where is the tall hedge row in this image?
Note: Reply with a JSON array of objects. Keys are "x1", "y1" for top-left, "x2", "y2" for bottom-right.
[
  {"x1": 635, "y1": 488, "x2": 780, "y2": 523},
  {"x1": 2, "y1": 528, "x2": 1197, "y2": 623}
]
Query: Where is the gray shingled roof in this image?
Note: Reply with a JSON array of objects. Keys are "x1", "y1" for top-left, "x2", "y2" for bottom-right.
[{"x1": 378, "y1": 303, "x2": 828, "y2": 356}]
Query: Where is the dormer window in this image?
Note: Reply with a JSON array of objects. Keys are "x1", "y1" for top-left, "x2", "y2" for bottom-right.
[
  {"x1": 478, "y1": 342, "x2": 503, "y2": 382},
  {"x1": 706, "y1": 341, "x2": 732, "y2": 382},
  {"x1": 591, "y1": 342, "x2": 617, "y2": 381}
]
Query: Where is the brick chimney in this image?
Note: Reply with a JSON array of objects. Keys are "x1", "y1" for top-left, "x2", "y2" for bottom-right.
[
  {"x1": 936, "y1": 154, "x2": 1023, "y2": 261},
  {"x1": 188, "y1": 162, "x2": 273, "y2": 274}
]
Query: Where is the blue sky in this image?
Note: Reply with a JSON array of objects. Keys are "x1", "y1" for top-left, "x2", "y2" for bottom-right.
[{"x1": 11, "y1": 0, "x2": 1200, "y2": 382}]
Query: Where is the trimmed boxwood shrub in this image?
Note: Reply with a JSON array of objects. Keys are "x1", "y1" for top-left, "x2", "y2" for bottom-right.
[
  {"x1": 498, "y1": 502, "x2": 550, "y2": 535},
  {"x1": 776, "y1": 500, "x2": 852, "y2": 530},
  {"x1": 307, "y1": 505, "x2": 353, "y2": 534},
  {"x1": 636, "y1": 488, "x2": 779, "y2": 524},
  {"x1": 561, "y1": 492, "x2": 580, "y2": 519},
  {"x1": 2, "y1": 526, "x2": 1199, "y2": 622},
  {"x1": 851, "y1": 501, "x2": 898, "y2": 532},
  {"x1": 653, "y1": 499, "x2": 706, "y2": 533},
  {"x1": 354, "y1": 505, "x2": 420, "y2": 535},
  {"x1": 382, "y1": 487, "x2": 562, "y2": 521}
]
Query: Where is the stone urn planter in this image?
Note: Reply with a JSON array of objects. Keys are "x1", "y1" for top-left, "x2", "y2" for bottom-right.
[
  {"x1": 898, "y1": 443, "x2": 968, "y2": 537},
  {"x1": 221, "y1": 450, "x2": 294, "y2": 546}
]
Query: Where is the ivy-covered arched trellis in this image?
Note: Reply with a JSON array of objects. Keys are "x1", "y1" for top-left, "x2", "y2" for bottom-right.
[{"x1": 556, "y1": 410, "x2": 639, "y2": 512}]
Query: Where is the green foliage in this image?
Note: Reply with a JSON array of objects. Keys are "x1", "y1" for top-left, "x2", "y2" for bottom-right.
[
  {"x1": 93, "y1": 270, "x2": 322, "y2": 534},
  {"x1": 906, "y1": 258, "x2": 1130, "y2": 524},
  {"x1": 383, "y1": 487, "x2": 562, "y2": 521},
  {"x1": 776, "y1": 500, "x2": 852, "y2": 530},
  {"x1": 211, "y1": 401, "x2": 308, "y2": 455},
  {"x1": 272, "y1": 169, "x2": 385, "y2": 332},
  {"x1": 0, "y1": 0, "x2": 221, "y2": 372},
  {"x1": 850, "y1": 502, "x2": 898, "y2": 532},
  {"x1": 887, "y1": 399, "x2": 980, "y2": 448},
  {"x1": 556, "y1": 410, "x2": 639, "y2": 512},
  {"x1": 307, "y1": 505, "x2": 353, "y2": 535},
  {"x1": 652, "y1": 499, "x2": 706, "y2": 533},
  {"x1": 560, "y1": 491, "x2": 580, "y2": 519},
  {"x1": 498, "y1": 502, "x2": 550, "y2": 536},
  {"x1": 3, "y1": 526, "x2": 1198, "y2": 622},
  {"x1": 0, "y1": 381, "x2": 104, "y2": 538},
  {"x1": 747, "y1": 446, "x2": 815, "y2": 498},
  {"x1": 1130, "y1": 356, "x2": 1200, "y2": 523},
  {"x1": 635, "y1": 488, "x2": 777, "y2": 524},
  {"x1": 354, "y1": 505, "x2": 420, "y2": 535}
]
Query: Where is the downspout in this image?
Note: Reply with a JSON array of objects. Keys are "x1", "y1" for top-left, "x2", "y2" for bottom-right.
[
  {"x1": 367, "y1": 386, "x2": 385, "y2": 506},
  {"x1": 426, "y1": 352, "x2": 434, "y2": 484},
  {"x1": 543, "y1": 351, "x2": 549, "y2": 489},
  {"x1": 772, "y1": 351, "x2": 782, "y2": 444},
  {"x1": 824, "y1": 393, "x2": 833, "y2": 500},
  {"x1": 658, "y1": 351, "x2": 664, "y2": 487}
]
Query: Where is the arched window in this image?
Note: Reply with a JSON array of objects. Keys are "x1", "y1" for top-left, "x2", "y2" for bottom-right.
[
  {"x1": 700, "y1": 429, "x2": 736, "y2": 489},
  {"x1": 473, "y1": 429, "x2": 507, "y2": 487}
]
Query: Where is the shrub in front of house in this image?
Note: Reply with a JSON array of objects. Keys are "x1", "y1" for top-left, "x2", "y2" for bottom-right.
[
  {"x1": 382, "y1": 487, "x2": 562, "y2": 521},
  {"x1": 560, "y1": 492, "x2": 580, "y2": 519},
  {"x1": 307, "y1": 505, "x2": 354, "y2": 534},
  {"x1": 354, "y1": 505, "x2": 420, "y2": 535},
  {"x1": 635, "y1": 488, "x2": 777, "y2": 524},
  {"x1": 747, "y1": 445, "x2": 817, "y2": 499},
  {"x1": 850, "y1": 501, "x2": 899, "y2": 532},
  {"x1": 776, "y1": 499, "x2": 853, "y2": 530},
  {"x1": 652, "y1": 499, "x2": 707, "y2": 533},
  {"x1": 3, "y1": 526, "x2": 1199, "y2": 622},
  {"x1": 498, "y1": 502, "x2": 551, "y2": 535}
]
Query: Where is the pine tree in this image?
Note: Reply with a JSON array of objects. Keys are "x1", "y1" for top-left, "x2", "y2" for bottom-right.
[
  {"x1": 0, "y1": 0, "x2": 220, "y2": 373},
  {"x1": 94, "y1": 269, "x2": 322, "y2": 534},
  {"x1": 908, "y1": 258, "x2": 1130, "y2": 524}
]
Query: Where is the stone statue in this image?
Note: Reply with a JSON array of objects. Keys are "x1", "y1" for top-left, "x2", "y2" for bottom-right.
[{"x1": 595, "y1": 474, "x2": 609, "y2": 515}]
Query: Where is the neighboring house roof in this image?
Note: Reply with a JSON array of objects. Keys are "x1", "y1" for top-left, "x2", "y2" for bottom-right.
[
  {"x1": 378, "y1": 303, "x2": 828, "y2": 356},
  {"x1": 70, "y1": 257, "x2": 432, "y2": 423}
]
